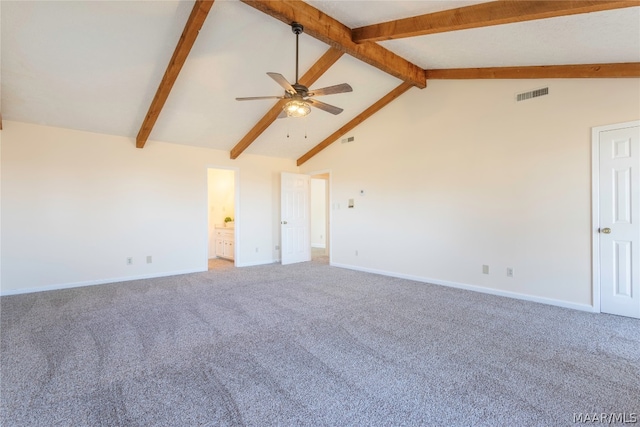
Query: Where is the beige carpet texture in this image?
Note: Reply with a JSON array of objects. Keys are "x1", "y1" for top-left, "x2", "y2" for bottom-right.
[{"x1": 1, "y1": 257, "x2": 639, "y2": 426}]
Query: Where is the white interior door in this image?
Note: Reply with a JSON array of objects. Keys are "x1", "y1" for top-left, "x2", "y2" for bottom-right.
[
  {"x1": 281, "y1": 172, "x2": 311, "y2": 265},
  {"x1": 599, "y1": 124, "x2": 640, "y2": 318}
]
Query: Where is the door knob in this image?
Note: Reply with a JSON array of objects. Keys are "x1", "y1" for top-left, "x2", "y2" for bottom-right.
[
  {"x1": 282, "y1": 221, "x2": 288, "y2": 225},
  {"x1": 600, "y1": 227, "x2": 611, "y2": 234}
]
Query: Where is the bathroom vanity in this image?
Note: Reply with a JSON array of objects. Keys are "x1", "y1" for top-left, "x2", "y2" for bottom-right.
[{"x1": 214, "y1": 226, "x2": 235, "y2": 260}]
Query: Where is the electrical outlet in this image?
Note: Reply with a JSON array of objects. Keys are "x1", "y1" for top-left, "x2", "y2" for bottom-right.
[
  {"x1": 355, "y1": 250, "x2": 358, "y2": 256},
  {"x1": 482, "y1": 265, "x2": 489, "y2": 274},
  {"x1": 507, "y1": 268, "x2": 514, "y2": 277},
  {"x1": 127, "y1": 257, "x2": 133, "y2": 265},
  {"x1": 255, "y1": 247, "x2": 259, "y2": 253},
  {"x1": 146, "y1": 256, "x2": 152, "y2": 264},
  {"x1": 275, "y1": 245, "x2": 280, "y2": 250}
]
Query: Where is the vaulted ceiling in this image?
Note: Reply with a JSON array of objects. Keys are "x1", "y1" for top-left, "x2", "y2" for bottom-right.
[{"x1": 2, "y1": 1, "x2": 639, "y2": 165}]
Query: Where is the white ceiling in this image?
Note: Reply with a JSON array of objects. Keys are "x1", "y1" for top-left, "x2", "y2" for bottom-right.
[{"x1": 2, "y1": 1, "x2": 639, "y2": 160}]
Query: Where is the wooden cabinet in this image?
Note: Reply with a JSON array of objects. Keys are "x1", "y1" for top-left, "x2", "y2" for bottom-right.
[{"x1": 215, "y1": 227, "x2": 235, "y2": 260}]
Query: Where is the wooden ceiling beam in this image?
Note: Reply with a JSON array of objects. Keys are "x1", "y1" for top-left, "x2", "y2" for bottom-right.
[
  {"x1": 239, "y1": 0, "x2": 426, "y2": 88},
  {"x1": 229, "y1": 100, "x2": 287, "y2": 160},
  {"x1": 136, "y1": 0, "x2": 214, "y2": 149},
  {"x1": 297, "y1": 82, "x2": 413, "y2": 166},
  {"x1": 230, "y1": 47, "x2": 344, "y2": 159},
  {"x1": 426, "y1": 63, "x2": 640, "y2": 79},
  {"x1": 352, "y1": 1, "x2": 640, "y2": 43}
]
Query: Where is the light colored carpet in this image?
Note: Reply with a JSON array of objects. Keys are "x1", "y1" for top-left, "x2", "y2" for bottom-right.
[{"x1": 1, "y1": 258, "x2": 639, "y2": 426}]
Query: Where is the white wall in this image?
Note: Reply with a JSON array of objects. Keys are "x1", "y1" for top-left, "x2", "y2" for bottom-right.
[
  {"x1": 207, "y1": 168, "x2": 235, "y2": 257},
  {"x1": 310, "y1": 178, "x2": 326, "y2": 248},
  {"x1": 300, "y1": 78, "x2": 640, "y2": 310},
  {"x1": 1, "y1": 121, "x2": 296, "y2": 293}
]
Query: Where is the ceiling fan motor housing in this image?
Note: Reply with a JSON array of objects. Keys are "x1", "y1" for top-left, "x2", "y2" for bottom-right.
[{"x1": 292, "y1": 83, "x2": 308, "y2": 97}]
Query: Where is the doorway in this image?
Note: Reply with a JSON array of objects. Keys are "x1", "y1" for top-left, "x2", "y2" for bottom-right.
[
  {"x1": 207, "y1": 168, "x2": 237, "y2": 270},
  {"x1": 279, "y1": 170, "x2": 331, "y2": 266},
  {"x1": 592, "y1": 121, "x2": 640, "y2": 318},
  {"x1": 311, "y1": 172, "x2": 330, "y2": 262}
]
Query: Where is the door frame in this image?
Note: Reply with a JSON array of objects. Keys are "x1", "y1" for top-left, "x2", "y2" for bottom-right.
[
  {"x1": 308, "y1": 169, "x2": 331, "y2": 263},
  {"x1": 591, "y1": 120, "x2": 640, "y2": 313},
  {"x1": 205, "y1": 165, "x2": 240, "y2": 267}
]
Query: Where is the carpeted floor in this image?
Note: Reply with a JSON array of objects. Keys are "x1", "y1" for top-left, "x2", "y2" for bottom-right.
[{"x1": 1, "y1": 257, "x2": 639, "y2": 426}]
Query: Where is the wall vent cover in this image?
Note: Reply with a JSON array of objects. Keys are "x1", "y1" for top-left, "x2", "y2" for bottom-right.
[
  {"x1": 516, "y1": 87, "x2": 549, "y2": 102},
  {"x1": 341, "y1": 136, "x2": 355, "y2": 144}
]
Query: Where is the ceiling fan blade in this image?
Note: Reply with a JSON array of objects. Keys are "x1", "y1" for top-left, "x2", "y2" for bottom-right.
[
  {"x1": 308, "y1": 83, "x2": 353, "y2": 97},
  {"x1": 267, "y1": 72, "x2": 296, "y2": 95},
  {"x1": 307, "y1": 98, "x2": 343, "y2": 115},
  {"x1": 235, "y1": 96, "x2": 285, "y2": 101}
]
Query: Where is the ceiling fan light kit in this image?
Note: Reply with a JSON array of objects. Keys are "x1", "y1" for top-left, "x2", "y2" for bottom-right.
[
  {"x1": 284, "y1": 99, "x2": 311, "y2": 117},
  {"x1": 236, "y1": 22, "x2": 352, "y2": 119}
]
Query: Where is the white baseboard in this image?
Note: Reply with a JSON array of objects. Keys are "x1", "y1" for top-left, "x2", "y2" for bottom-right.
[
  {"x1": 3, "y1": 261, "x2": 595, "y2": 313},
  {"x1": 0, "y1": 268, "x2": 206, "y2": 296},
  {"x1": 311, "y1": 244, "x2": 326, "y2": 249},
  {"x1": 1, "y1": 259, "x2": 286, "y2": 295},
  {"x1": 330, "y1": 262, "x2": 595, "y2": 313}
]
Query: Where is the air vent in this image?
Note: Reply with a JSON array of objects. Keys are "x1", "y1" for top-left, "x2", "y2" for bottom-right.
[
  {"x1": 341, "y1": 136, "x2": 355, "y2": 144},
  {"x1": 516, "y1": 87, "x2": 549, "y2": 102}
]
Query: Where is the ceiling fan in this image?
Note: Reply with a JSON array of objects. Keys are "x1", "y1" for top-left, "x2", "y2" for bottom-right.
[{"x1": 235, "y1": 22, "x2": 352, "y2": 118}]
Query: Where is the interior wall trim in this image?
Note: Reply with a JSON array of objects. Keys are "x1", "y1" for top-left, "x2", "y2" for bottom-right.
[
  {"x1": 0, "y1": 268, "x2": 205, "y2": 296},
  {"x1": 330, "y1": 262, "x2": 595, "y2": 313}
]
